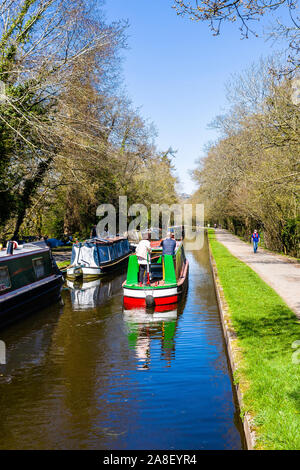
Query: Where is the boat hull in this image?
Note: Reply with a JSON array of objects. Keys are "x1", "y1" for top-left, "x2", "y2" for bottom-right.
[
  {"x1": 65, "y1": 266, "x2": 83, "y2": 279},
  {"x1": 0, "y1": 274, "x2": 63, "y2": 329},
  {"x1": 67, "y1": 254, "x2": 130, "y2": 280},
  {"x1": 123, "y1": 263, "x2": 188, "y2": 309},
  {"x1": 123, "y1": 285, "x2": 178, "y2": 309}
]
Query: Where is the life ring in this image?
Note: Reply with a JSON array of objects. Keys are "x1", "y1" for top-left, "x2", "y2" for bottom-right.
[{"x1": 6, "y1": 241, "x2": 18, "y2": 249}]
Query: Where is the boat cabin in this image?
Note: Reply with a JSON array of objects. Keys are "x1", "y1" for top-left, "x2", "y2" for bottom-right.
[
  {"x1": 0, "y1": 241, "x2": 62, "y2": 328},
  {"x1": 0, "y1": 241, "x2": 59, "y2": 294}
]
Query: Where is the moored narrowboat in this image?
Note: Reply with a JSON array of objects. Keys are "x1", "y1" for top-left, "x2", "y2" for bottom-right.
[
  {"x1": 123, "y1": 241, "x2": 188, "y2": 309},
  {"x1": 66, "y1": 237, "x2": 131, "y2": 280},
  {"x1": 0, "y1": 241, "x2": 63, "y2": 329}
]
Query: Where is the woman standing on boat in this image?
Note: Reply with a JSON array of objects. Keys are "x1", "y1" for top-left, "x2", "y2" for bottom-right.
[{"x1": 136, "y1": 232, "x2": 151, "y2": 285}]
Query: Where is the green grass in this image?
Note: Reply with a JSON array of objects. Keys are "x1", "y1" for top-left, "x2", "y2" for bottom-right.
[
  {"x1": 208, "y1": 229, "x2": 300, "y2": 450},
  {"x1": 56, "y1": 260, "x2": 70, "y2": 269}
]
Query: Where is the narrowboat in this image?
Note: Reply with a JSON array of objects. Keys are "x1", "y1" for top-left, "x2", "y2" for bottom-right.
[
  {"x1": 123, "y1": 241, "x2": 188, "y2": 309},
  {"x1": 0, "y1": 241, "x2": 63, "y2": 329},
  {"x1": 66, "y1": 237, "x2": 131, "y2": 280}
]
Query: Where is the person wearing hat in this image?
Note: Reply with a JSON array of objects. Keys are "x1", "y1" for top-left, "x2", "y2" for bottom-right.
[{"x1": 251, "y1": 229, "x2": 260, "y2": 253}]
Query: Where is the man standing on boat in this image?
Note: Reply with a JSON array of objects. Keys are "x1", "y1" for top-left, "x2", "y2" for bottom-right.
[
  {"x1": 160, "y1": 232, "x2": 176, "y2": 256},
  {"x1": 136, "y1": 232, "x2": 151, "y2": 285},
  {"x1": 160, "y1": 232, "x2": 176, "y2": 281}
]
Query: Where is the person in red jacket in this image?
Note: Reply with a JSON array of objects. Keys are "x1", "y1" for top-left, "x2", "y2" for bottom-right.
[{"x1": 251, "y1": 230, "x2": 260, "y2": 253}]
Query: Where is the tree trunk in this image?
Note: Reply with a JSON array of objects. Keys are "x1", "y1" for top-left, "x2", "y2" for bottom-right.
[{"x1": 12, "y1": 156, "x2": 53, "y2": 240}]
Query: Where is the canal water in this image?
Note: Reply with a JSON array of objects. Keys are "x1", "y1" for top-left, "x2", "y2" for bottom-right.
[{"x1": 0, "y1": 238, "x2": 243, "y2": 449}]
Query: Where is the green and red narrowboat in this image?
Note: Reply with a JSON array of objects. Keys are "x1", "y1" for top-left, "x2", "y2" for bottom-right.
[
  {"x1": 122, "y1": 241, "x2": 188, "y2": 309},
  {"x1": 0, "y1": 241, "x2": 63, "y2": 328}
]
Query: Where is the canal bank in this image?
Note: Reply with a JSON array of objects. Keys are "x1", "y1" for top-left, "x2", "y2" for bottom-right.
[
  {"x1": 208, "y1": 229, "x2": 300, "y2": 450},
  {"x1": 0, "y1": 236, "x2": 243, "y2": 450},
  {"x1": 208, "y1": 236, "x2": 256, "y2": 450}
]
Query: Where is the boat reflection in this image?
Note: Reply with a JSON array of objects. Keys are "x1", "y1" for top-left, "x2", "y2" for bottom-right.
[
  {"x1": 0, "y1": 303, "x2": 62, "y2": 383},
  {"x1": 123, "y1": 306, "x2": 179, "y2": 370},
  {"x1": 67, "y1": 272, "x2": 126, "y2": 310}
]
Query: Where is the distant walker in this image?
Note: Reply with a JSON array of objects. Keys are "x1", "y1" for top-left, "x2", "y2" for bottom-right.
[{"x1": 251, "y1": 230, "x2": 260, "y2": 253}]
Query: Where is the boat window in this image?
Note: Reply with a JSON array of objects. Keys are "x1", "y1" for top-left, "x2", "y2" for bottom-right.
[
  {"x1": 118, "y1": 242, "x2": 124, "y2": 257},
  {"x1": 0, "y1": 266, "x2": 11, "y2": 292},
  {"x1": 32, "y1": 257, "x2": 45, "y2": 279},
  {"x1": 98, "y1": 245, "x2": 110, "y2": 262},
  {"x1": 109, "y1": 244, "x2": 116, "y2": 260},
  {"x1": 121, "y1": 240, "x2": 127, "y2": 255},
  {"x1": 116, "y1": 242, "x2": 123, "y2": 258},
  {"x1": 122, "y1": 240, "x2": 129, "y2": 254}
]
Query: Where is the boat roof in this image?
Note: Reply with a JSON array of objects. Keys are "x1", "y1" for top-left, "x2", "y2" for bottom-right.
[
  {"x1": 0, "y1": 241, "x2": 49, "y2": 261},
  {"x1": 84, "y1": 236, "x2": 128, "y2": 245}
]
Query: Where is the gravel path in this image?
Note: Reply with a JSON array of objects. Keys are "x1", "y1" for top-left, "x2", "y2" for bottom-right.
[{"x1": 216, "y1": 229, "x2": 300, "y2": 319}]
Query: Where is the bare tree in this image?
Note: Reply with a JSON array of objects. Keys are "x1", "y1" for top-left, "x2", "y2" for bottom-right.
[{"x1": 173, "y1": 0, "x2": 299, "y2": 71}]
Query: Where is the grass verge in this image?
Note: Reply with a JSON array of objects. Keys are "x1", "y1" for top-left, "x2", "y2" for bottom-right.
[
  {"x1": 208, "y1": 229, "x2": 300, "y2": 450},
  {"x1": 56, "y1": 260, "x2": 70, "y2": 269}
]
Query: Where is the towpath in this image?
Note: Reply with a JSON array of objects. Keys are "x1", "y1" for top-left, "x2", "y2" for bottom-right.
[
  {"x1": 216, "y1": 229, "x2": 300, "y2": 319},
  {"x1": 52, "y1": 250, "x2": 71, "y2": 263}
]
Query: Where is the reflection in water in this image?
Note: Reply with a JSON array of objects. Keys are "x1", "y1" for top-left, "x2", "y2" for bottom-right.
[
  {"x1": 0, "y1": 237, "x2": 243, "y2": 450},
  {"x1": 0, "y1": 305, "x2": 62, "y2": 385},
  {"x1": 123, "y1": 298, "x2": 186, "y2": 370},
  {"x1": 67, "y1": 272, "x2": 126, "y2": 310}
]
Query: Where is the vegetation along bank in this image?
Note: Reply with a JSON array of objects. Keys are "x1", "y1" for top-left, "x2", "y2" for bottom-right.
[{"x1": 208, "y1": 229, "x2": 300, "y2": 450}]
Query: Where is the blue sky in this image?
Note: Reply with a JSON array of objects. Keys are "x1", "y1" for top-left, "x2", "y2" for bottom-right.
[{"x1": 104, "y1": 0, "x2": 287, "y2": 194}]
